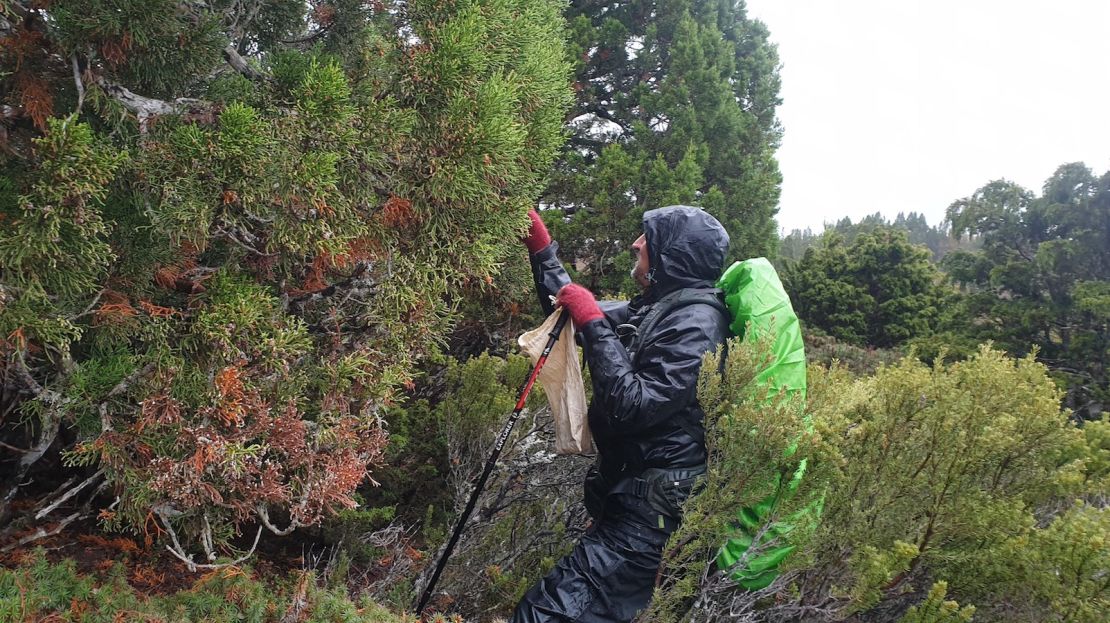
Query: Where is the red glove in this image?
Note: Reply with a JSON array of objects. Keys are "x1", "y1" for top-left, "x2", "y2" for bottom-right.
[
  {"x1": 556, "y1": 284, "x2": 604, "y2": 326},
  {"x1": 522, "y1": 209, "x2": 552, "y2": 254}
]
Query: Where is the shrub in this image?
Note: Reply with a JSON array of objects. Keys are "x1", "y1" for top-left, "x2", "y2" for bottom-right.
[
  {"x1": 0, "y1": 549, "x2": 421, "y2": 622},
  {"x1": 641, "y1": 334, "x2": 827, "y2": 622},
  {"x1": 418, "y1": 352, "x2": 590, "y2": 619},
  {"x1": 0, "y1": 0, "x2": 571, "y2": 564},
  {"x1": 646, "y1": 344, "x2": 1106, "y2": 622},
  {"x1": 896, "y1": 581, "x2": 974, "y2": 623}
]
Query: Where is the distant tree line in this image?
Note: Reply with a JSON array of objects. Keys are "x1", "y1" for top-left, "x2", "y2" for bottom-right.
[
  {"x1": 779, "y1": 210, "x2": 978, "y2": 263},
  {"x1": 780, "y1": 163, "x2": 1109, "y2": 420}
]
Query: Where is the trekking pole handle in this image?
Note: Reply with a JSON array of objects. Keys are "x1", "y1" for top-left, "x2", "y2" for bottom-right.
[{"x1": 414, "y1": 309, "x2": 571, "y2": 616}]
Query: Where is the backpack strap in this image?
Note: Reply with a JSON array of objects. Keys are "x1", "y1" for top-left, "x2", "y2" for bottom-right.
[
  {"x1": 629, "y1": 287, "x2": 728, "y2": 365},
  {"x1": 629, "y1": 288, "x2": 729, "y2": 445}
]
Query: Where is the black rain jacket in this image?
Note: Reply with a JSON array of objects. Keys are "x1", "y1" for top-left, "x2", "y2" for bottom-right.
[{"x1": 529, "y1": 205, "x2": 731, "y2": 504}]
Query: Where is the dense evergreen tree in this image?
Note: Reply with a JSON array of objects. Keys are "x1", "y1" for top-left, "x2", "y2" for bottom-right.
[
  {"x1": 945, "y1": 163, "x2": 1110, "y2": 419},
  {"x1": 0, "y1": 0, "x2": 571, "y2": 559},
  {"x1": 783, "y1": 228, "x2": 946, "y2": 348},
  {"x1": 541, "y1": 0, "x2": 783, "y2": 292}
]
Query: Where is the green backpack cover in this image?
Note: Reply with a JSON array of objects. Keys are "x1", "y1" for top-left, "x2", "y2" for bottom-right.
[{"x1": 713, "y1": 257, "x2": 815, "y2": 590}]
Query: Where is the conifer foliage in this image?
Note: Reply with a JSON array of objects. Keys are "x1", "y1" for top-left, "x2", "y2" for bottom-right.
[
  {"x1": 543, "y1": 0, "x2": 783, "y2": 292},
  {"x1": 0, "y1": 0, "x2": 571, "y2": 564},
  {"x1": 645, "y1": 343, "x2": 1109, "y2": 623},
  {"x1": 782, "y1": 228, "x2": 948, "y2": 349},
  {"x1": 945, "y1": 163, "x2": 1110, "y2": 420}
]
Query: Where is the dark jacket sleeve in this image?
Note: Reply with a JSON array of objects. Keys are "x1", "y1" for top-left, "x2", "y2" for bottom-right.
[
  {"x1": 528, "y1": 242, "x2": 572, "y2": 316},
  {"x1": 528, "y1": 243, "x2": 630, "y2": 325},
  {"x1": 599, "y1": 300, "x2": 631, "y2": 328},
  {"x1": 579, "y1": 303, "x2": 727, "y2": 435}
]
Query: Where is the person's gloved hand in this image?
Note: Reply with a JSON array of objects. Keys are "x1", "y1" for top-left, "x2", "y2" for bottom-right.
[
  {"x1": 556, "y1": 284, "x2": 604, "y2": 326},
  {"x1": 521, "y1": 209, "x2": 552, "y2": 254}
]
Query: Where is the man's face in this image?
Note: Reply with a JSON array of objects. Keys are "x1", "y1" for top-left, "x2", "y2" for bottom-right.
[{"x1": 630, "y1": 233, "x2": 650, "y2": 288}]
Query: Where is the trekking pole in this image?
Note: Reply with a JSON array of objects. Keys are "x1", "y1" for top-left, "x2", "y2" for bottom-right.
[{"x1": 415, "y1": 309, "x2": 571, "y2": 616}]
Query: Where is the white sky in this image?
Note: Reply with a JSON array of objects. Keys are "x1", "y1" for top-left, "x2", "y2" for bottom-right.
[{"x1": 742, "y1": 0, "x2": 1110, "y2": 233}]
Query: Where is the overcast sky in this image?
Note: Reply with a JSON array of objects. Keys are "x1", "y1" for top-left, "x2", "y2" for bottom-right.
[{"x1": 742, "y1": 0, "x2": 1110, "y2": 234}]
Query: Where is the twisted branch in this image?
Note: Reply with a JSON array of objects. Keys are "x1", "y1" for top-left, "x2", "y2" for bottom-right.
[
  {"x1": 156, "y1": 504, "x2": 264, "y2": 572},
  {"x1": 93, "y1": 77, "x2": 205, "y2": 128},
  {"x1": 257, "y1": 504, "x2": 301, "y2": 536},
  {"x1": 223, "y1": 45, "x2": 268, "y2": 82}
]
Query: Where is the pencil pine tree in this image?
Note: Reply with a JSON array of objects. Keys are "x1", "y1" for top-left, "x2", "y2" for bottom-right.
[
  {"x1": 783, "y1": 228, "x2": 948, "y2": 348},
  {"x1": 542, "y1": 0, "x2": 783, "y2": 292},
  {"x1": 0, "y1": 0, "x2": 571, "y2": 561},
  {"x1": 945, "y1": 163, "x2": 1110, "y2": 420}
]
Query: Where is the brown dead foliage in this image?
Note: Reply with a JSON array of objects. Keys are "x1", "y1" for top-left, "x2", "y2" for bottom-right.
[
  {"x1": 16, "y1": 72, "x2": 55, "y2": 131},
  {"x1": 380, "y1": 195, "x2": 416, "y2": 229}
]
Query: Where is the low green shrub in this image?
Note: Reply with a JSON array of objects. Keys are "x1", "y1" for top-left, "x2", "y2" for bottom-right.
[
  {"x1": 646, "y1": 343, "x2": 1109, "y2": 622},
  {"x1": 0, "y1": 549, "x2": 419, "y2": 623}
]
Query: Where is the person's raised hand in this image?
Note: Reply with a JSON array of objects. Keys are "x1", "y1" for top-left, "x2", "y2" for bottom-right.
[
  {"x1": 521, "y1": 209, "x2": 552, "y2": 254},
  {"x1": 555, "y1": 284, "x2": 604, "y2": 326}
]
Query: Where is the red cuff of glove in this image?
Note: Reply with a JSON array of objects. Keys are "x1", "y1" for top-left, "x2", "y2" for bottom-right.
[
  {"x1": 522, "y1": 209, "x2": 552, "y2": 254},
  {"x1": 555, "y1": 284, "x2": 604, "y2": 326}
]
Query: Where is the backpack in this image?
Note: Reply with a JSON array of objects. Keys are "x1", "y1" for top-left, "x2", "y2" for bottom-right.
[
  {"x1": 630, "y1": 258, "x2": 806, "y2": 395},
  {"x1": 633, "y1": 257, "x2": 816, "y2": 591}
]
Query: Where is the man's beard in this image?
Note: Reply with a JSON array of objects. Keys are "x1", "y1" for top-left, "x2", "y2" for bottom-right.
[{"x1": 631, "y1": 265, "x2": 652, "y2": 288}]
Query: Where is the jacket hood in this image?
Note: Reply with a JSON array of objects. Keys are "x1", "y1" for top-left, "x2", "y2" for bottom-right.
[{"x1": 642, "y1": 205, "x2": 730, "y2": 295}]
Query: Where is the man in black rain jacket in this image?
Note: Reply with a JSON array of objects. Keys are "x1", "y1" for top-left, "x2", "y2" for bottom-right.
[{"x1": 511, "y1": 205, "x2": 731, "y2": 623}]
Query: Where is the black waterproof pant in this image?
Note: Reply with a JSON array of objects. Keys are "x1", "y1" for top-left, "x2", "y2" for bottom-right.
[{"x1": 510, "y1": 492, "x2": 677, "y2": 623}]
